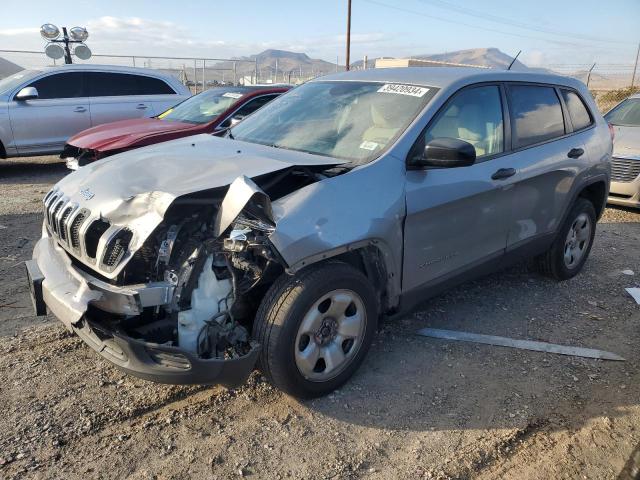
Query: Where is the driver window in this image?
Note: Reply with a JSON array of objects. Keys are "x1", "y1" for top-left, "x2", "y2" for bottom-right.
[
  {"x1": 220, "y1": 95, "x2": 277, "y2": 128},
  {"x1": 424, "y1": 85, "x2": 504, "y2": 159}
]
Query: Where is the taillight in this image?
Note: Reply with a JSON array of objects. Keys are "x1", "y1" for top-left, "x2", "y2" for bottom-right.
[{"x1": 608, "y1": 123, "x2": 615, "y2": 142}]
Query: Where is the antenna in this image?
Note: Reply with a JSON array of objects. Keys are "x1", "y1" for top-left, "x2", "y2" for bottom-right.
[{"x1": 507, "y1": 50, "x2": 522, "y2": 71}]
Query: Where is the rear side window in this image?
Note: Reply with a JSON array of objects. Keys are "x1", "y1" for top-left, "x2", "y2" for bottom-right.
[
  {"x1": 136, "y1": 75, "x2": 176, "y2": 95},
  {"x1": 561, "y1": 90, "x2": 592, "y2": 131},
  {"x1": 508, "y1": 85, "x2": 565, "y2": 149},
  {"x1": 87, "y1": 72, "x2": 175, "y2": 97},
  {"x1": 25, "y1": 72, "x2": 84, "y2": 99}
]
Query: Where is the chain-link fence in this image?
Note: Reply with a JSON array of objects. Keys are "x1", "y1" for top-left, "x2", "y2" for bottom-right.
[
  {"x1": 0, "y1": 50, "x2": 337, "y2": 91},
  {"x1": 541, "y1": 63, "x2": 638, "y2": 112},
  {"x1": 0, "y1": 49, "x2": 637, "y2": 111}
]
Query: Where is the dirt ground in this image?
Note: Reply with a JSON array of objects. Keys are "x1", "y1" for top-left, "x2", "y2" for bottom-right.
[{"x1": 1, "y1": 156, "x2": 639, "y2": 480}]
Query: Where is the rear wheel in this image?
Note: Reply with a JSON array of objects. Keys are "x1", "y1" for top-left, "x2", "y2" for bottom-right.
[
  {"x1": 254, "y1": 262, "x2": 377, "y2": 398},
  {"x1": 536, "y1": 198, "x2": 596, "y2": 280}
]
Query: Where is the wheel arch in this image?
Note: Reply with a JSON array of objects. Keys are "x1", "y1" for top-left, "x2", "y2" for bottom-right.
[
  {"x1": 283, "y1": 239, "x2": 401, "y2": 314},
  {"x1": 577, "y1": 179, "x2": 608, "y2": 220}
]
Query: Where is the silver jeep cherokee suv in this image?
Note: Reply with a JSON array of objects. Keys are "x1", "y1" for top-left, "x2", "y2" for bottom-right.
[{"x1": 26, "y1": 68, "x2": 612, "y2": 398}]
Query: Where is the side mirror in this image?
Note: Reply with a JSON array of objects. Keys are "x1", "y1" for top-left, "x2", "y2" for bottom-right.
[
  {"x1": 413, "y1": 137, "x2": 476, "y2": 168},
  {"x1": 229, "y1": 115, "x2": 244, "y2": 127},
  {"x1": 15, "y1": 87, "x2": 39, "y2": 101}
]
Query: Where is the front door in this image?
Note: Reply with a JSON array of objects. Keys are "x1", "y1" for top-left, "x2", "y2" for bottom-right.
[
  {"x1": 8, "y1": 72, "x2": 90, "y2": 154},
  {"x1": 403, "y1": 84, "x2": 514, "y2": 292}
]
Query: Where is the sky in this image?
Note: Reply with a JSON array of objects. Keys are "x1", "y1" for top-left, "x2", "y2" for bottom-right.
[{"x1": 0, "y1": 0, "x2": 638, "y2": 68}]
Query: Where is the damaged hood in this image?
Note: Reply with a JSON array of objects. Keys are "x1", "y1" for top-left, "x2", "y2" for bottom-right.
[
  {"x1": 50, "y1": 134, "x2": 342, "y2": 278},
  {"x1": 612, "y1": 125, "x2": 640, "y2": 158},
  {"x1": 66, "y1": 118, "x2": 198, "y2": 152}
]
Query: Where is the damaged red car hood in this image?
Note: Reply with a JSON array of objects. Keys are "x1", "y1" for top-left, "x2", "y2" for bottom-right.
[{"x1": 66, "y1": 118, "x2": 199, "y2": 152}]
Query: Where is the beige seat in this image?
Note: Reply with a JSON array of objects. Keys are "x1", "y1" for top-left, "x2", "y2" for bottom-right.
[
  {"x1": 361, "y1": 103, "x2": 402, "y2": 145},
  {"x1": 456, "y1": 104, "x2": 486, "y2": 156}
]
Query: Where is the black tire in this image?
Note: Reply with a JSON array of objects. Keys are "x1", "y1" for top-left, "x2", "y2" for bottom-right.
[
  {"x1": 253, "y1": 262, "x2": 378, "y2": 398},
  {"x1": 535, "y1": 197, "x2": 597, "y2": 280}
]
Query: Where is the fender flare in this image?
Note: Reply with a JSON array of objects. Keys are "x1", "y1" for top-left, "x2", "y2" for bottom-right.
[{"x1": 283, "y1": 238, "x2": 401, "y2": 310}]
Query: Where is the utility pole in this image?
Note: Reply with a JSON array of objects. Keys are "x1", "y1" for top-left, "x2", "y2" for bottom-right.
[
  {"x1": 345, "y1": 0, "x2": 352, "y2": 71},
  {"x1": 632, "y1": 41, "x2": 640, "y2": 88}
]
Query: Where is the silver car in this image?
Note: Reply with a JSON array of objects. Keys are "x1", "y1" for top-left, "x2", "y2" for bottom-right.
[
  {"x1": 0, "y1": 64, "x2": 190, "y2": 157},
  {"x1": 605, "y1": 94, "x2": 640, "y2": 208},
  {"x1": 26, "y1": 68, "x2": 611, "y2": 398}
]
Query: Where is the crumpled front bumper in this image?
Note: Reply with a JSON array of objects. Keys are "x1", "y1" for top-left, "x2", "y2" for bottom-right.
[{"x1": 26, "y1": 235, "x2": 260, "y2": 387}]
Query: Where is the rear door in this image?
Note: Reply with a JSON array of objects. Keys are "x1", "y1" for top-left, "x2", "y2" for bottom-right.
[
  {"x1": 504, "y1": 84, "x2": 589, "y2": 250},
  {"x1": 8, "y1": 72, "x2": 90, "y2": 154},
  {"x1": 138, "y1": 75, "x2": 183, "y2": 114},
  {"x1": 86, "y1": 72, "x2": 177, "y2": 126},
  {"x1": 403, "y1": 84, "x2": 514, "y2": 292}
]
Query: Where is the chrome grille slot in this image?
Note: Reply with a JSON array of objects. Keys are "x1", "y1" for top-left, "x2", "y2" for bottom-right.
[
  {"x1": 70, "y1": 210, "x2": 88, "y2": 249},
  {"x1": 44, "y1": 192, "x2": 61, "y2": 230},
  {"x1": 57, "y1": 205, "x2": 74, "y2": 241},
  {"x1": 84, "y1": 220, "x2": 111, "y2": 259},
  {"x1": 102, "y1": 229, "x2": 133, "y2": 271},
  {"x1": 49, "y1": 199, "x2": 65, "y2": 235},
  {"x1": 611, "y1": 157, "x2": 640, "y2": 183}
]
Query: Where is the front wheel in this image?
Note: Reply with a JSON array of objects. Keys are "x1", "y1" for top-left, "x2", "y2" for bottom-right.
[
  {"x1": 253, "y1": 262, "x2": 378, "y2": 398},
  {"x1": 535, "y1": 197, "x2": 597, "y2": 280}
]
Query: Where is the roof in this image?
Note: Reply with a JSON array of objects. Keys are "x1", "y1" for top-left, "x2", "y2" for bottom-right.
[
  {"x1": 37, "y1": 64, "x2": 182, "y2": 81},
  {"x1": 315, "y1": 67, "x2": 585, "y2": 90}
]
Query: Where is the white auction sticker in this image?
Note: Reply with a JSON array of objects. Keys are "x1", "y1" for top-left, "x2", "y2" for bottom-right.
[
  {"x1": 359, "y1": 141, "x2": 379, "y2": 151},
  {"x1": 377, "y1": 84, "x2": 429, "y2": 97},
  {"x1": 222, "y1": 92, "x2": 244, "y2": 99}
]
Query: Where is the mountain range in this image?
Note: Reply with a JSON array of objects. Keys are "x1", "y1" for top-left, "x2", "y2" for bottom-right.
[{"x1": 0, "y1": 57, "x2": 24, "y2": 79}]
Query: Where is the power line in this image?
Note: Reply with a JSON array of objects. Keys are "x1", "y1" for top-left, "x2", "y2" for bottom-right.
[
  {"x1": 363, "y1": 0, "x2": 634, "y2": 50},
  {"x1": 415, "y1": 0, "x2": 635, "y2": 46}
]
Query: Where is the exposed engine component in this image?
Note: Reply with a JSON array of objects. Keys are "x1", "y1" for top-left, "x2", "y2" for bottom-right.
[{"x1": 177, "y1": 255, "x2": 233, "y2": 352}]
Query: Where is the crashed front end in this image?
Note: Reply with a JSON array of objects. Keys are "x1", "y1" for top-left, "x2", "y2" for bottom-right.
[{"x1": 26, "y1": 175, "x2": 289, "y2": 387}]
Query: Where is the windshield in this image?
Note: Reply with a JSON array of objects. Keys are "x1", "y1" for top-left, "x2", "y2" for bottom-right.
[
  {"x1": 158, "y1": 88, "x2": 248, "y2": 124},
  {"x1": 0, "y1": 70, "x2": 40, "y2": 95},
  {"x1": 605, "y1": 98, "x2": 640, "y2": 126},
  {"x1": 230, "y1": 81, "x2": 435, "y2": 164}
]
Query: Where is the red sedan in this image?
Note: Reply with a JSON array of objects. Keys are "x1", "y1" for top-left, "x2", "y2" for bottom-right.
[{"x1": 62, "y1": 85, "x2": 290, "y2": 169}]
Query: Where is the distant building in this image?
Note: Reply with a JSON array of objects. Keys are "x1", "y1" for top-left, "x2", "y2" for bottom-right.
[{"x1": 374, "y1": 58, "x2": 490, "y2": 69}]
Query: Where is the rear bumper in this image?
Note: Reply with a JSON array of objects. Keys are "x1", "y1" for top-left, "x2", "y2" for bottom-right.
[
  {"x1": 608, "y1": 177, "x2": 640, "y2": 208},
  {"x1": 26, "y1": 236, "x2": 260, "y2": 387}
]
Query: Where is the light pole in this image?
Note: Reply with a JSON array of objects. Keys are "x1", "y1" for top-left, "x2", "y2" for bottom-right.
[
  {"x1": 40, "y1": 24, "x2": 91, "y2": 64},
  {"x1": 345, "y1": 0, "x2": 352, "y2": 71}
]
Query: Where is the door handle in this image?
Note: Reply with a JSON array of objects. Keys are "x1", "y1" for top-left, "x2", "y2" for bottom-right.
[
  {"x1": 491, "y1": 168, "x2": 516, "y2": 180},
  {"x1": 74, "y1": 106, "x2": 87, "y2": 113},
  {"x1": 136, "y1": 104, "x2": 148, "y2": 110},
  {"x1": 567, "y1": 148, "x2": 584, "y2": 159}
]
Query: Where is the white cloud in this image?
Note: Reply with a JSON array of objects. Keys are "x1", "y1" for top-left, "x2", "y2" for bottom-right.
[
  {"x1": 0, "y1": 27, "x2": 39, "y2": 36},
  {"x1": 0, "y1": 15, "x2": 396, "y2": 67},
  {"x1": 521, "y1": 50, "x2": 546, "y2": 67}
]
